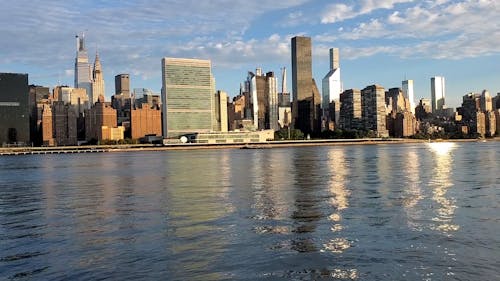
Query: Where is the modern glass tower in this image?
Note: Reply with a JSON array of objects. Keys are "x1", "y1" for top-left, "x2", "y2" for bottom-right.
[
  {"x1": 322, "y1": 48, "x2": 342, "y2": 125},
  {"x1": 161, "y1": 58, "x2": 214, "y2": 138},
  {"x1": 402, "y1": 79, "x2": 415, "y2": 114},
  {"x1": 74, "y1": 34, "x2": 92, "y2": 105},
  {"x1": 431, "y1": 76, "x2": 445, "y2": 113},
  {"x1": 291, "y1": 36, "x2": 320, "y2": 135}
]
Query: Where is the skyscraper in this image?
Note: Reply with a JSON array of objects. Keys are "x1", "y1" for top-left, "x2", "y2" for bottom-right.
[
  {"x1": 402, "y1": 79, "x2": 415, "y2": 114},
  {"x1": 91, "y1": 53, "x2": 105, "y2": 106},
  {"x1": 161, "y1": 57, "x2": 214, "y2": 138},
  {"x1": 361, "y1": 84, "x2": 389, "y2": 137},
  {"x1": 74, "y1": 34, "x2": 92, "y2": 103},
  {"x1": 291, "y1": 36, "x2": 321, "y2": 135},
  {"x1": 431, "y1": 76, "x2": 445, "y2": 113},
  {"x1": 0, "y1": 73, "x2": 30, "y2": 144},
  {"x1": 115, "y1": 74, "x2": 130, "y2": 97},
  {"x1": 322, "y1": 48, "x2": 342, "y2": 124},
  {"x1": 245, "y1": 69, "x2": 279, "y2": 131}
]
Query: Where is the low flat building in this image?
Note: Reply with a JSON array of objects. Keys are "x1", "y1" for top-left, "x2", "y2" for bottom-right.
[{"x1": 181, "y1": 130, "x2": 274, "y2": 144}]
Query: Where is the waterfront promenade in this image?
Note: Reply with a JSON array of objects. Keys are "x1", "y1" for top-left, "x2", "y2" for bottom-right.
[{"x1": 0, "y1": 138, "x2": 497, "y2": 155}]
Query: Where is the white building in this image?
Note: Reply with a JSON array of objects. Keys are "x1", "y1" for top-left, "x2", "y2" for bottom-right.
[
  {"x1": 431, "y1": 76, "x2": 445, "y2": 113},
  {"x1": 402, "y1": 79, "x2": 416, "y2": 114},
  {"x1": 74, "y1": 34, "x2": 92, "y2": 107},
  {"x1": 322, "y1": 48, "x2": 342, "y2": 125}
]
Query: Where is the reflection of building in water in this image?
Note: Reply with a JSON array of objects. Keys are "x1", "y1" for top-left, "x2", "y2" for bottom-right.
[
  {"x1": 402, "y1": 148, "x2": 423, "y2": 230},
  {"x1": 323, "y1": 148, "x2": 351, "y2": 254},
  {"x1": 163, "y1": 151, "x2": 234, "y2": 279},
  {"x1": 290, "y1": 147, "x2": 324, "y2": 252},
  {"x1": 427, "y1": 142, "x2": 459, "y2": 234}
]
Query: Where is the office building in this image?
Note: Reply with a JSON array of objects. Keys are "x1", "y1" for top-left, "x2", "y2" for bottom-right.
[
  {"x1": 480, "y1": 90, "x2": 493, "y2": 112},
  {"x1": 29, "y1": 85, "x2": 50, "y2": 145},
  {"x1": 74, "y1": 34, "x2": 92, "y2": 104},
  {"x1": 431, "y1": 76, "x2": 445, "y2": 114},
  {"x1": 86, "y1": 95, "x2": 121, "y2": 142},
  {"x1": 161, "y1": 57, "x2": 214, "y2": 138},
  {"x1": 91, "y1": 53, "x2": 105, "y2": 106},
  {"x1": 339, "y1": 89, "x2": 362, "y2": 130},
  {"x1": 322, "y1": 48, "x2": 342, "y2": 125},
  {"x1": 402, "y1": 80, "x2": 415, "y2": 114},
  {"x1": 361, "y1": 85, "x2": 389, "y2": 137},
  {"x1": 0, "y1": 73, "x2": 30, "y2": 145},
  {"x1": 244, "y1": 69, "x2": 279, "y2": 131},
  {"x1": 291, "y1": 36, "x2": 321, "y2": 135},
  {"x1": 51, "y1": 101, "x2": 78, "y2": 146},
  {"x1": 115, "y1": 74, "x2": 130, "y2": 96}
]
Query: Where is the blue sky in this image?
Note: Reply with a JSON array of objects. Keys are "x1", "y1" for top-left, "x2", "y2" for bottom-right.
[{"x1": 1, "y1": 0, "x2": 499, "y2": 108}]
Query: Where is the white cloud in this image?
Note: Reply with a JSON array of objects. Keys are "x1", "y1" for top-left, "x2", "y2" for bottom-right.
[{"x1": 321, "y1": 0, "x2": 413, "y2": 24}]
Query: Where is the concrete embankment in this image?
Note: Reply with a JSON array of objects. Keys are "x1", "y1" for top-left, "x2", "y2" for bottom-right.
[{"x1": 0, "y1": 138, "x2": 496, "y2": 156}]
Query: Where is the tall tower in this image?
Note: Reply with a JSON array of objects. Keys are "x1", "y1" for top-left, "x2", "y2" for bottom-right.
[
  {"x1": 431, "y1": 76, "x2": 445, "y2": 114},
  {"x1": 74, "y1": 33, "x2": 92, "y2": 104},
  {"x1": 322, "y1": 48, "x2": 342, "y2": 125},
  {"x1": 91, "y1": 52, "x2": 105, "y2": 106},
  {"x1": 402, "y1": 79, "x2": 415, "y2": 114},
  {"x1": 161, "y1": 57, "x2": 214, "y2": 138},
  {"x1": 291, "y1": 36, "x2": 320, "y2": 135},
  {"x1": 115, "y1": 74, "x2": 130, "y2": 97}
]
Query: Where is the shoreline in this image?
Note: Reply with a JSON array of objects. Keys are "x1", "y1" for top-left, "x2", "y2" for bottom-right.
[{"x1": 0, "y1": 138, "x2": 498, "y2": 156}]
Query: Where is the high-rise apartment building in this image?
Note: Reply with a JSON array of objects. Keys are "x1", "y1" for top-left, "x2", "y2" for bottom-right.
[
  {"x1": 161, "y1": 57, "x2": 214, "y2": 138},
  {"x1": 361, "y1": 85, "x2": 389, "y2": 137},
  {"x1": 431, "y1": 76, "x2": 445, "y2": 113},
  {"x1": 339, "y1": 89, "x2": 362, "y2": 130},
  {"x1": 480, "y1": 90, "x2": 492, "y2": 112},
  {"x1": 322, "y1": 48, "x2": 342, "y2": 125},
  {"x1": 74, "y1": 34, "x2": 92, "y2": 104},
  {"x1": 402, "y1": 79, "x2": 415, "y2": 114},
  {"x1": 291, "y1": 36, "x2": 321, "y2": 135},
  {"x1": 0, "y1": 73, "x2": 30, "y2": 144},
  {"x1": 91, "y1": 53, "x2": 105, "y2": 106}
]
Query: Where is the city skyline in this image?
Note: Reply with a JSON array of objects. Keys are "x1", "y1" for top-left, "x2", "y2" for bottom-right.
[{"x1": 1, "y1": 1, "x2": 499, "y2": 108}]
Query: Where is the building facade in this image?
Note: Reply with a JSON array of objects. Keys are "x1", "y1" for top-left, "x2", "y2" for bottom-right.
[
  {"x1": 291, "y1": 36, "x2": 321, "y2": 135},
  {"x1": 91, "y1": 53, "x2": 105, "y2": 106},
  {"x1": 130, "y1": 104, "x2": 162, "y2": 139},
  {"x1": 74, "y1": 34, "x2": 92, "y2": 105},
  {"x1": 431, "y1": 76, "x2": 445, "y2": 114},
  {"x1": 339, "y1": 89, "x2": 362, "y2": 130},
  {"x1": 161, "y1": 57, "x2": 214, "y2": 138},
  {"x1": 322, "y1": 48, "x2": 342, "y2": 125},
  {"x1": 402, "y1": 79, "x2": 415, "y2": 114},
  {"x1": 0, "y1": 73, "x2": 30, "y2": 145},
  {"x1": 85, "y1": 95, "x2": 119, "y2": 142},
  {"x1": 214, "y1": 90, "x2": 228, "y2": 132},
  {"x1": 361, "y1": 85, "x2": 389, "y2": 137}
]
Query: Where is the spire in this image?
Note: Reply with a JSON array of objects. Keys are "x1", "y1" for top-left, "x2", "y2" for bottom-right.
[
  {"x1": 281, "y1": 67, "x2": 287, "y2": 94},
  {"x1": 93, "y1": 51, "x2": 101, "y2": 72}
]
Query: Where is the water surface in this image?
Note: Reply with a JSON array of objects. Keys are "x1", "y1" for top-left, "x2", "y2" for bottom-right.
[{"x1": 0, "y1": 142, "x2": 499, "y2": 280}]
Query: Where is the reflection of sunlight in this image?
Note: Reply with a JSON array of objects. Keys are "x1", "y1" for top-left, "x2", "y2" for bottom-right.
[
  {"x1": 428, "y1": 142, "x2": 459, "y2": 234},
  {"x1": 402, "y1": 150, "x2": 423, "y2": 230},
  {"x1": 321, "y1": 238, "x2": 351, "y2": 253},
  {"x1": 427, "y1": 142, "x2": 456, "y2": 156}
]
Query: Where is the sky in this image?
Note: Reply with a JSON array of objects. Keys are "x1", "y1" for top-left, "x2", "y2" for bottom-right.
[{"x1": 1, "y1": 0, "x2": 499, "y2": 108}]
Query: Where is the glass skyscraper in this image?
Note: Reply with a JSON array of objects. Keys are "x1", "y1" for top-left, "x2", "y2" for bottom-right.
[{"x1": 161, "y1": 58, "x2": 214, "y2": 138}]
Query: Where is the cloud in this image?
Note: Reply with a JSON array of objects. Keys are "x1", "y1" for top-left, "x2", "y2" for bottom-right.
[
  {"x1": 321, "y1": 0, "x2": 413, "y2": 23},
  {"x1": 317, "y1": 0, "x2": 500, "y2": 59}
]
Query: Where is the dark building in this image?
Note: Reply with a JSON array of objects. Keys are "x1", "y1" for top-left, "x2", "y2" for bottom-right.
[
  {"x1": 361, "y1": 85, "x2": 389, "y2": 137},
  {"x1": 0, "y1": 73, "x2": 30, "y2": 145},
  {"x1": 28, "y1": 85, "x2": 50, "y2": 145},
  {"x1": 115, "y1": 74, "x2": 130, "y2": 96},
  {"x1": 340, "y1": 89, "x2": 362, "y2": 130},
  {"x1": 291, "y1": 36, "x2": 321, "y2": 135}
]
